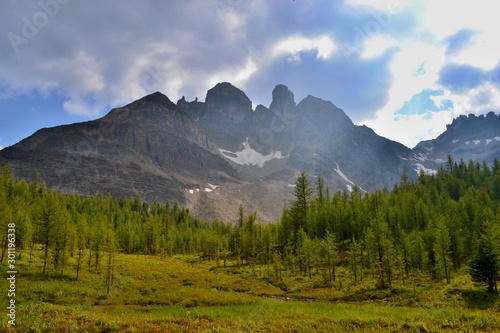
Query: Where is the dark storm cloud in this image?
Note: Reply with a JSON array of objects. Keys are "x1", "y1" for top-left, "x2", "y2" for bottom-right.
[{"x1": 0, "y1": 0, "x2": 423, "y2": 122}]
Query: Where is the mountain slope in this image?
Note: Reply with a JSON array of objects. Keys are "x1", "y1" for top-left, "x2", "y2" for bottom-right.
[{"x1": 0, "y1": 92, "x2": 239, "y2": 207}]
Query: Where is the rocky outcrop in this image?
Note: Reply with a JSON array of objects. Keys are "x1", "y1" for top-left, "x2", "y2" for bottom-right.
[
  {"x1": 270, "y1": 84, "x2": 296, "y2": 114},
  {"x1": 411, "y1": 112, "x2": 500, "y2": 174}
]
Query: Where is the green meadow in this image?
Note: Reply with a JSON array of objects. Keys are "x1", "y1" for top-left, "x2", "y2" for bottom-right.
[
  {"x1": 2, "y1": 159, "x2": 500, "y2": 332},
  {"x1": 2, "y1": 250, "x2": 499, "y2": 332}
]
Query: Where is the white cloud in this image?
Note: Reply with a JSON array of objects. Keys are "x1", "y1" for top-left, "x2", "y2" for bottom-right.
[
  {"x1": 206, "y1": 57, "x2": 258, "y2": 91},
  {"x1": 272, "y1": 35, "x2": 337, "y2": 62},
  {"x1": 441, "y1": 82, "x2": 500, "y2": 117},
  {"x1": 450, "y1": 32, "x2": 500, "y2": 71},
  {"x1": 345, "y1": 0, "x2": 412, "y2": 13},
  {"x1": 423, "y1": 1, "x2": 498, "y2": 39},
  {"x1": 422, "y1": 1, "x2": 500, "y2": 70},
  {"x1": 385, "y1": 42, "x2": 445, "y2": 112},
  {"x1": 360, "y1": 35, "x2": 396, "y2": 59},
  {"x1": 360, "y1": 40, "x2": 451, "y2": 147},
  {"x1": 362, "y1": 107, "x2": 454, "y2": 148},
  {"x1": 63, "y1": 98, "x2": 100, "y2": 117}
]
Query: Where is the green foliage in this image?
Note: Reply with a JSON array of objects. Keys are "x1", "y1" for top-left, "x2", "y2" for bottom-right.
[
  {"x1": 3, "y1": 157, "x2": 500, "y2": 332},
  {"x1": 289, "y1": 170, "x2": 315, "y2": 240},
  {"x1": 469, "y1": 221, "x2": 500, "y2": 293},
  {"x1": 2, "y1": 155, "x2": 500, "y2": 297}
]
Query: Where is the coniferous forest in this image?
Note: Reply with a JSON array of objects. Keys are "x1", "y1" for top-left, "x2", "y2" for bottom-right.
[
  {"x1": 2, "y1": 157, "x2": 500, "y2": 332},
  {"x1": 1, "y1": 156, "x2": 499, "y2": 294}
]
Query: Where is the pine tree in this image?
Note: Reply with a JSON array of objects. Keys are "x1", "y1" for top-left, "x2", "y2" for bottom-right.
[
  {"x1": 238, "y1": 204, "x2": 244, "y2": 228},
  {"x1": 290, "y1": 171, "x2": 315, "y2": 240},
  {"x1": 469, "y1": 221, "x2": 499, "y2": 294}
]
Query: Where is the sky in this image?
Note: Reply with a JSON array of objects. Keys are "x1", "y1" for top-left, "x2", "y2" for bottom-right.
[{"x1": 1, "y1": 0, "x2": 499, "y2": 150}]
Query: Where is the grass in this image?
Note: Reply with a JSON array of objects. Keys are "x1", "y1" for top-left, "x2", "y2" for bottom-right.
[{"x1": 1, "y1": 249, "x2": 500, "y2": 332}]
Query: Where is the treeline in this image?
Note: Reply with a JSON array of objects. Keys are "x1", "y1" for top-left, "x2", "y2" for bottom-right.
[
  {"x1": 1, "y1": 156, "x2": 499, "y2": 293},
  {"x1": 0, "y1": 166, "x2": 219, "y2": 279},
  {"x1": 279, "y1": 156, "x2": 500, "y2": 292}
]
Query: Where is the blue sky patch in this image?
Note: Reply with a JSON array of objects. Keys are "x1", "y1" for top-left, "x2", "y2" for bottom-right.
[{"x1": 395, "y1": 89, "x2": 453, "y2": 116}]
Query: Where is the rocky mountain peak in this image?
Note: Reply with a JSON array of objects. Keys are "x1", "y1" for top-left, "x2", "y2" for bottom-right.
[
  {"x1": 105, "y1": 91, "x2": 186, "y2": 123},
  {"x1": 133, "y1": 91, "x2": 179, "y2": 111},
  {"x1": 205, "y1": 82, "x2": 252, "y2": 116},
  {"x1": 446, "y1": 112, "x2": 500, "y2": 132},
  {"x1": 270, "y1": 84, "x2": 296, "y2": 113},
  {"x1": 411, "y1": 111, "x2": 500, "y2": 175}
]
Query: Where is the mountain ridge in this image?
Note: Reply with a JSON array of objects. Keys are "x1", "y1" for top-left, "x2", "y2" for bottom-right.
[{"x1": 1, "y1": 83, "x2": 499, "y2": 222}]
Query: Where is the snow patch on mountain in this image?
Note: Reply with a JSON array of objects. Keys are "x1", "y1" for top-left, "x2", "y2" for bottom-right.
[
  {"x1": 415, "y1": 163, "x2": 437, "y2": 175},
  {"x1": 414, "y1": 153, "x2": 428, "y2": 162},
  {"x1": 219, "y1": 138, "x2": 287, "y2": 167},
  {"x1": 207, "y1": 183, "x2": 220, "y2": 190},
  {"x1": 334, "y1": 163, "x2": 365, "y2": 192}
]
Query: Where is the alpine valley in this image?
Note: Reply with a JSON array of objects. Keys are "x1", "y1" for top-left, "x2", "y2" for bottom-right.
[{"x1": 1, "y1": 83, "x2": 499, "y2": 222}]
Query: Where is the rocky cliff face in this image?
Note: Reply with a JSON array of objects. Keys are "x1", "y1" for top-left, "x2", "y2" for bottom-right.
[
  {"x1": 178, "y1": 83, "x2": 411, "y2": 192},
  {"x1": 0, "y1": 92, "x2": 238, "y2": 209}
]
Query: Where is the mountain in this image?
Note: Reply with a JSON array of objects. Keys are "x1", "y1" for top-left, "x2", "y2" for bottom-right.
[
  {"x1": 179, "y1": 83, "x2": 411, "y2": 192},
  {"x1": 410, "y1": 112, "x2": 500, "y2": 174},
  {"x1": 1, "y1": 83, "x2": 499, "y2": 221},
  {"x1": 0, "y1": 92, "x2": 240, "y2": 219}
]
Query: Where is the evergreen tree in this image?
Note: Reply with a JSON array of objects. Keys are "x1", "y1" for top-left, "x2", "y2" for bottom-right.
[
  {"x1": 469, "y1": 221, "x2": 499, "y2": 294},
  {"x1": 290, "y1": 171, "x2": 315, "y2": 240}
]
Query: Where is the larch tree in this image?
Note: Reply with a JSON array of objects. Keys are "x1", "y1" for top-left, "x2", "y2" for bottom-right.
[
  {"x1": 469, "y1": 221, "x2": 500, "y2": 294},
  {"x1": 433, "y1": 219, "x2": 452, "y2": 284}
]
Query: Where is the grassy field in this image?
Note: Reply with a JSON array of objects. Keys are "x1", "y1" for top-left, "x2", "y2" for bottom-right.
[{"x1": 1, "y1": 250, "x2": 500, "y2": 332}]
